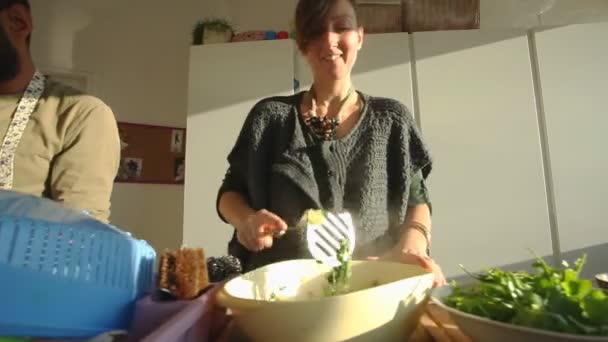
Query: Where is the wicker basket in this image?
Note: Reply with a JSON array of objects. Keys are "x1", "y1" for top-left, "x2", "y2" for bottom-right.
[
  {"x1": 402, "y1": 0, "x2": 480, "y2": 32},
  {"x1": 358, "y1": 2, "x2": 403, "y2": 33}
]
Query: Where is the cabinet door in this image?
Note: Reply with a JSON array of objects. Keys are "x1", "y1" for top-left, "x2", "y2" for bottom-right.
[
  {"x1": 184, "y1": 40, "x2": 295, "y2": 257},
  {"x1": 535, "y1": 23, "x2": 608, "y2": 277},
  {"x1": 295, "y1": 32, "x2": 414, "y2": 111},
  {"x1": 414, "y1": 30, "x2": 552, "y2": 277}
]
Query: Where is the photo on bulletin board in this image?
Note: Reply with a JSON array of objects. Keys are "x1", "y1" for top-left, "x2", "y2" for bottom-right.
[{"x1": 115, "y1": 122, "x2": 187, "y2": 185}]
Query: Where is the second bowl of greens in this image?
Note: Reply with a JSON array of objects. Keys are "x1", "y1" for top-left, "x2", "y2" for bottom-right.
[{"x1": 431, "y1": 255, "x2": 608, "y2": 342}]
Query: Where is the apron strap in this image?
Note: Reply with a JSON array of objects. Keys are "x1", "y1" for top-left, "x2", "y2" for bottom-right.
[{"x1": 0, "y1": 70, "x2": 46, "y2": 189}]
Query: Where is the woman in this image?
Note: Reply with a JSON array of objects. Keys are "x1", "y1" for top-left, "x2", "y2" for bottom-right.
[{"x1": 217, "y1": 0, "x2": 445, "y2": 285}]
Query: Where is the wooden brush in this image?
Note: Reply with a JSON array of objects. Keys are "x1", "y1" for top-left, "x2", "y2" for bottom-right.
[{"x1": 158, "y1": 247, "x2": 209, "y2": 300}]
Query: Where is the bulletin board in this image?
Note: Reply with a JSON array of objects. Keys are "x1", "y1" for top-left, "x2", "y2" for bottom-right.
[{"x1": 115, "y1": 122, "x2": 186, "y2": 185}]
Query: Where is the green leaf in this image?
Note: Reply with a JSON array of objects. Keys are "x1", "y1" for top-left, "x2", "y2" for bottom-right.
[
  {"x1": 585, "y1": 289, "x2": 608, "y2": 325},
  {"x1": 325, "y1": 239, "x2": 352, "y2": 296}
]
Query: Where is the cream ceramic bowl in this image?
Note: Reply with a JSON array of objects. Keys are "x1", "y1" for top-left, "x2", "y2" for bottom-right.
[
  {"x1": 216, "y1": 259, "x2": 434, "y2": 342},
  {"x1": 431, "y1": 285, "x2": 608, "y2": 342}
]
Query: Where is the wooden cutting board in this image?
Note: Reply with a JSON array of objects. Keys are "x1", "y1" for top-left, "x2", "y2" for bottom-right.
[{"x1": 410, "y1": 303, "x2": 473, "y2": 342}]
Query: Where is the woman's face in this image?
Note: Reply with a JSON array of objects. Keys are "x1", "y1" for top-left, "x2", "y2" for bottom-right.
[{"x1": 302, "y1": 0, "x2": 364, "y2": 83}]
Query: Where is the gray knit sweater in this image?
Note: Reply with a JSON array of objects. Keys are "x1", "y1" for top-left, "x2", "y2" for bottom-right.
[{"x1": 217, "y1": 91, "x2": 432, "y2": 272}]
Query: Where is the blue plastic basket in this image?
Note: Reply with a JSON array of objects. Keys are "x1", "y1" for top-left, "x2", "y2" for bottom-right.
[{"x1": 0, "y1": 192, "x2": 156, "y2": 338}]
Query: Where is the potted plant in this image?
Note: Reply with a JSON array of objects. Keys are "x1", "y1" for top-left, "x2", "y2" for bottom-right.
[{"x1": 192, "y1": 18, "x2": 234, "y2": 45}]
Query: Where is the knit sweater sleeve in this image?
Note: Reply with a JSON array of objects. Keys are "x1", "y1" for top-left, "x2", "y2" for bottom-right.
[
  {"x1": 408, "y1": 169, "x2": 430, "y2": 205},
  {"x1": 386, "y1": 100, "x2": 432, "y2": 174},
  {"x1": 403, "y1": 108, "x2": 432, "y2": 179},
  {"x1": 401, "y1": 103, "x2": 433, "y2": 208},
  {"x1": 385, "y1": 100, "x2": 433, "y2": 217},
  {"x1": 216, "y1": 99, "x2": 276, "y2": 223}
]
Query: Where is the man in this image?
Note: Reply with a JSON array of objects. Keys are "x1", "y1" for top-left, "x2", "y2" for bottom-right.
[{"x1": 0, "y1": 0, "x2": 120, "y2": 222}]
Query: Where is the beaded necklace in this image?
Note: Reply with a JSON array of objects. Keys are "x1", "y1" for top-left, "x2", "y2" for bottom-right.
[{"x1": 303, "y1": 86, "x2": 354, "y2": 140}]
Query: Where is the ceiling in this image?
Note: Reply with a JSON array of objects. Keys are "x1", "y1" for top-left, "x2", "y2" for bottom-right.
[
  {"x1": 64, "y1": 0, "x2": 128, "y2": 11},
  {"x1": 481, "y1": 0, "x2": 608, "y2": 28},
  {"x1": 357, "y1": 0, "x2": 608, "y2": 29},
  {"x1": 35, "y1": 0, "x2": 608, "y2": 30}
]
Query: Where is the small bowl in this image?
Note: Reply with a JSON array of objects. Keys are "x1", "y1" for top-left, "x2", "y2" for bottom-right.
[{"x1": 596, "y1": 273, "x2": 608, "y2": 290}]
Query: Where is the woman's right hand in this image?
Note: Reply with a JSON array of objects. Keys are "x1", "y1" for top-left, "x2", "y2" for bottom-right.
[{"x1": 236, "y1": 209, "x2": 288, "y2": 252}]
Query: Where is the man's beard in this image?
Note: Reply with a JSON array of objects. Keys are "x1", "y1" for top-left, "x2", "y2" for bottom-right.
[{"x1": 0, "y1": 26, "x2": 20, "y2": 82}]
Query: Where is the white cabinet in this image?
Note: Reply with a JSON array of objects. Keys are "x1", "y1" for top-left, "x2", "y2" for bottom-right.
[
  {"x1": 184, "y1": 40, "x2": 295, "y2": 257},
  {"x1": 535, "y1": 23, "x2": 608, "y2": 277},
  {"x1": 413, "y1": 30, "x2": 553, "y2": 277}
]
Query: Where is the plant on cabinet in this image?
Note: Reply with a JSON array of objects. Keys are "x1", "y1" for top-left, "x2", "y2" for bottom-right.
[{"x1": 192, "y1": 17, "x2": 234, "y2": 45}]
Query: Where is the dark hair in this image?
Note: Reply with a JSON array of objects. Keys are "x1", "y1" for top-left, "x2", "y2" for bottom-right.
[
  {"x1": 295, "y1": 0, "x2": 358, "y2": 51},
  {"x1": 0, "y1": 0, "x2": 30, "y2": 10}
]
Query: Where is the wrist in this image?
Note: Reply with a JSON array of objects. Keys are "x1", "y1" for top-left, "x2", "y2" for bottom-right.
[
  {"x1": 399, "y1": 222, "x2": 431, "y2": 256},
  {"x1": 226, "y1": 206, "x2": 254, "y2": 233},
  {"x1": 237, "y1": 210, "x2": 256, "y2": 231}
]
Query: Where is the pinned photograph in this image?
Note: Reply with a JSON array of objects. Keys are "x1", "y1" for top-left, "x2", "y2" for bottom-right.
[
  {"x1": 174, "y1": 157, "x2": 185, "y2": 183},
  {"x1": 118, "y1": 126, "x2": 129, "y2": 151},
  {"x1": 116, "y1": 157, "x2": 143, "y2": 181},
  {"x1": 171, "y1": 129, "x2": 184, "y2": 153}
]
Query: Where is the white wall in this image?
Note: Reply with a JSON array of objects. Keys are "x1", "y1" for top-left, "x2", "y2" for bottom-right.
[
  {"x1": 29, "y1": 0, "x2": 228, "y2": 251},
  {"x1": 225, "y1": 0, "x2": 296, "y2": 32},
  {"x1": 413, "y1": 30, "x2": 553, "y2": 277},
  {"x1": 185, "y1": 40, "x2": 295, "y2": 257},
  {"x1": 481, "y1": 0, "x2": 608, "y2": 28},
  {"x1": 30, "y1": 1, "x2": 90, "y2": 71},
  {"x1": 540, "y1": 0, "x2": 608, "y2": 25},
  {"x1": 534, "y1": 22, "x2": 608, "y2": 277}
]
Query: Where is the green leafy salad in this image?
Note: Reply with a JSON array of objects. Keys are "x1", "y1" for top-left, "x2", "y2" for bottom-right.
[
  {"x1": 307, "y1": 209, "x2": 354, "y2": 297},
  {"x1": 268, "y1": 240, "x2": 353, "y2": 301},
  {"x1": 446, "y1": 255, "x2": 608, "y2": 336},
  {"x1": 323, "y1": 239, "x2": 353, "y2": 296}
]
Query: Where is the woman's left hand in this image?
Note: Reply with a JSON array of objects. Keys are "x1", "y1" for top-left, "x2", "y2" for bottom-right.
[{"x1": 368, "y1": 248, "x2": 447, "y2": 287}]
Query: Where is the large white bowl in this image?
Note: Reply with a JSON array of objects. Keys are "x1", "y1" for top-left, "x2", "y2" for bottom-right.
[
  {"x1": 431, "y1": 285, "x2": 608, "y2": 342},
  {"x1": 217, "y1": 259, "x2": 434, "y2": 342}
]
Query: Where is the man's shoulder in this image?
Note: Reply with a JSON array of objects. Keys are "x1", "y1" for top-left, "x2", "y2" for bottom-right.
[
  {"x1": 42, "y1": 79, "x2": 118, "y2": 137},
  {"x1": 44, "y1": 78, "x2": 112, "y2": 115}
]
